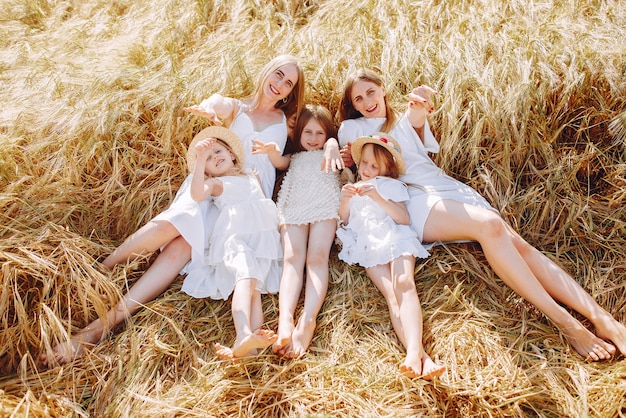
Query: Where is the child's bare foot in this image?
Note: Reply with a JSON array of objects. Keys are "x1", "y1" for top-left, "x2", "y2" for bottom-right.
[
  {"x1": 39, "y1": 329, "x2": 101, "y2": 367},
  {"x1": 420, "y1": 354, "x2": 446, "y2": 380},
  {"x1": 560, "y1": 318, "x2": 615, "y2": 361},
  {"x1": 283, "y1": 316, "x2": 316, "y2": 359},
  {"x1": 272, "y1": 316, "x2": 295, "y2": 356},
  {"x1": 592, "y1": 312, "x2": 626, "y2": 357},
  {"x1": 221, "y1": 329, "x2": 277, "y2": 359},
  {"x1": 400, "y1": 351, "x2": 445, "y2": 380}
]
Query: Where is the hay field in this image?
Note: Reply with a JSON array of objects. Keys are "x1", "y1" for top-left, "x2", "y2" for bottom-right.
[{"x1": 1, "y1": 0, "x2": 626, "y2": 416}]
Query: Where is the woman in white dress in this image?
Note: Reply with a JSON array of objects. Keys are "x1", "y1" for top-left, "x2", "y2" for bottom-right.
[
  {"x1": 252, "y1": 105, "x2": 341, "y2": 358},
  {"x1": 328, "y1": 68, "x2": 626, "y2": 361},
  {"x1": 185, "y1": 127, "x2": 281, "y2": 359},
  {"x1": 40, "y1": 56, "x2": 304, "y2": 366},
  {"x1": 336, "y1": 132, "x2": 444, "y2": 379}
]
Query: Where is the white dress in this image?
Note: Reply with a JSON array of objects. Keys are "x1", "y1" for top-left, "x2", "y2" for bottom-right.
[
  {"x1": 276, "y1": 150, "x2": 341, "y2": 226},
  {"x1": 152, "y1": 108, "x2": 288, "y2": 279},
  {"x1": 181, "y1": 174, "x2": 282, "y2": 300},
  {"x1": 336, "y1": 177, "x2": 429, "y2": 268},
  {"x1": 338, "y1": 115, "x2": 496, "y2": 246},
  {"x1": 229, "y1": 107, "x2": 288, "y2": 199}
]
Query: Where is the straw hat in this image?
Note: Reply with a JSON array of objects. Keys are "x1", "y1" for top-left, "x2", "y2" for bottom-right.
[
  {"x1": 350, "y1": 132, "x2": 406, "y2": 174},
  {"x1": 186, "y1": 126, "x2": 245, "y2": 173}
]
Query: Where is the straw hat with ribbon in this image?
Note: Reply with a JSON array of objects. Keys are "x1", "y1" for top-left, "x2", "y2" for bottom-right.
[{"x1": 350, "y1": 132, "x2": 405, "y2": 174}]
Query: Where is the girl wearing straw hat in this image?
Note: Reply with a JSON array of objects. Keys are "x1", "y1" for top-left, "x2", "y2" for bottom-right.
[
  {"x1": 40, "y1": 56, "x2": 304, "y2": 366},
  {"x1": 336, "y1": 132, "x2": 445, "y2": 379},
  {"x1": 327, "y1": 68, "x2": 626, "y2": 362},
  {"x1": 185, "y1": 127, "x2": 281, "y2": 359}
]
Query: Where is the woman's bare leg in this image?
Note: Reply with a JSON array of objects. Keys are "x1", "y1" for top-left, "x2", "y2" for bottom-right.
[
  {"x1": 508, "y1": 228, "x2": 626, "y2": 356},
  {"x1": 40, "y1": 236, "x2": 191, "y2": 366},
  {"x1": 422, "y1": 200, "x2": 616, "y2": 360},
  {"x1": 284, "y1": 220, "x2": 335, "y2": 358},
  {"x1": 273, "y1": 225, "x2": 308, "y2": 354}
]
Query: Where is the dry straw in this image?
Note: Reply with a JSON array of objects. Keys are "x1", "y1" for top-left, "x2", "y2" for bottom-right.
[{"x1": 1, "y1": 0, "x2": 626, "y2": 416}]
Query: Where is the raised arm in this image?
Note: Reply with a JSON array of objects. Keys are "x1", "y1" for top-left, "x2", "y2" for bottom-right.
[
  {"x1": 322, "y1": 137, "x2": 346, "y2": 173},
  {"x1": 190, "y1": 139, "x2": 223, "y2": 201},
  {"x1": 184, "y1": 94, "x2": 240, "y2": 126},
  {"x1": 251, "y1": 140, "x2": 291, "y2": 171},
  {"x1": 406, "y1": 85, "x2": 437, "y2": 140}
]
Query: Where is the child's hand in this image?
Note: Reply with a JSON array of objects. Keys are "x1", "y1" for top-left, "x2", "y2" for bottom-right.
[
  {"x1": 252, "y1": 140, "x2": 280, "y2": 155},
  {"x1": 322, "y1": 138, "x2": 345, "y2": 173},
  {"x1": 184, "y1": 100, "x2": 223, "y2": 125},
  {"x1": 339, "y1": 142, "x2": 354, "y2": 168},
  {"x1": 341, "y1": 184, "x2": 358, "y2": 200},
  {"x1": 355, "y1": 183, "x2": 382, "y2": 201},
  {"x1": 194, "y1": 138, "x2": 218, "y2": 161}
]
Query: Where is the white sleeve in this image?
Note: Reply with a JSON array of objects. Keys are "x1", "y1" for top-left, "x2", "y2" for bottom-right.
[
  {"x1": 375, "y1": 177, "x2": 410, "y2": 202},
  {"x1": 338, "y1": 120, "x2": 364, "y2": 147}
]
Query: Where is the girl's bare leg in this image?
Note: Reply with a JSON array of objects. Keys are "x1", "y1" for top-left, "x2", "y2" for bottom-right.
[
  {"x1": 283, "y1": 220, "x2": 335, "y2": 358},
  {"x1": 40, "y1": 236, "x2": 191, "y2": 366},
  {"x1": 366, "y1": 264, "x2": 406, "y2": 346},
  {"x1": 217, "y1": 279, "x2": 276, "y2": 360},
  {"x1": 102, "y1": 220, "x2": 180, "y2": 269},
  {"x1": 273, "y1": 225, "x2": 308, "y2": 354},
  {"x1": 422, "y1": 200, "x2": 616, "y2": 360}
]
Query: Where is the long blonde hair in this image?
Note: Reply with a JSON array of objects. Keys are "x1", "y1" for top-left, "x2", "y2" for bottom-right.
[
  {"x1": 338, "y1": 68, "x2": 398, "y2": 133},
  {"x1": 249, "y1": 54, "x2": 305, "y2": 127}
]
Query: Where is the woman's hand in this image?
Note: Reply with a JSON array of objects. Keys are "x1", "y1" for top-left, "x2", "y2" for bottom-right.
[
  {"x1": 407, "y1": 85, "x2": 438, "y2": 114},
  {"x1": 184, "y1": 100, "x2": 223, "y2": 125}
]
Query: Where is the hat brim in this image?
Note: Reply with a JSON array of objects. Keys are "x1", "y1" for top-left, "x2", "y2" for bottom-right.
[
  {"x1": 186, "y1": 126, "x2": 245, "y2": 173},
  {"x1": 350, "y1": 132, "x2": 406, "y2": 175}
]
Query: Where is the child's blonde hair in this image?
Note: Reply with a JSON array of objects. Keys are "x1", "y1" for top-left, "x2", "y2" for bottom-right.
[{"x1": 359, "y1": 143, "x2": 401, "y2": 180}]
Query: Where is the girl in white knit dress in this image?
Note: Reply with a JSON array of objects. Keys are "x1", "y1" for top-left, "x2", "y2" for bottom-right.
[
  {"x1": 336, "y1": 133, "x2": 445, "y2": 380},
  {"x1": 186, "y1": 126, "x2": 282, "y2": 359},
  {"x1": 252, "y1": 105, "x2": 341, "y2": 358}
]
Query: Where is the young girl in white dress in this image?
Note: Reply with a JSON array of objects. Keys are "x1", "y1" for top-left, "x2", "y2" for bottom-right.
[
  {"x1": 328, "y1": 68, "x2": 626, "y2": 361},
  {"x1": 185, "y1": 126, "x2": 282, "y2": 359},
  {"x1": 252, "y1": 105, "x2": 341, "y2": 358},
  {"x1": 336, "y1": 133, "x2": 445, "y2": 379}
]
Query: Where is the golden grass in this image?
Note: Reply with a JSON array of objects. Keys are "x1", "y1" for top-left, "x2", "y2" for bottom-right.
[{"x1": 2, "y1": 0, "x2": 626, "y2": 416}]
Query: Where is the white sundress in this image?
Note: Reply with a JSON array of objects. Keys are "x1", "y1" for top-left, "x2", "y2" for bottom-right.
[
  {"x1": 181, "y1": 174, "x2": 282, "y2": 300},
  {"x1": 336, "y1": 177, "x2": 429, "y2": 268},
  {"x1": 338, "y1": 115, "x2": 497, "y2": 247},
  {"x1": 276, "y1": 150, "x2": 341, "y2": 226}
]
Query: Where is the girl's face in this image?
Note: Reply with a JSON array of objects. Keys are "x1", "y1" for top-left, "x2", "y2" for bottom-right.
[
  {"x1": 300, "y1": 118, "x2": 327, "y2": 151},
  {"x1": 264, "y1": 64, "x2": 299, "y2": 103},
  {"x1": 350, "y1": 79, "x2": 387, "y2": 119},
  {"x1": 204, "y1": 142, "x2": 236, "y2": 177},
  {"x1": 358, "y1": 144, "x2": 389, "y2": 180}
]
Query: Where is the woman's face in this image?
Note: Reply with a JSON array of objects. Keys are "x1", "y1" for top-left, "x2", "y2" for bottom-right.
[
  {"x1": 264, "y1": 64, "x2": 299, "y2": 103},
  {"x1": 350, "y1": 79, "x2": 387, "y2": 119},
  {"x1": 358, "y1": 144, "x2": 388, "y2": 180},
  {"x1": 300, "y1": 118, "x2": 327, "y2": 151}
]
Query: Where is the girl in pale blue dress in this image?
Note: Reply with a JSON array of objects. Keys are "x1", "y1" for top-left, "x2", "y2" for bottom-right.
[{"x1": 336, "y1": 133, "x2": 445, "y2": 380}]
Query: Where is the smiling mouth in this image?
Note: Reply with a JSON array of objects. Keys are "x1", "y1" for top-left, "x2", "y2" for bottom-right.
[
  {"x1": 365, "y1": 104, "x2": 378, "y2": 113},
  {"x1": 270, "y1": 85, "x2": 280, "y2": 96}
]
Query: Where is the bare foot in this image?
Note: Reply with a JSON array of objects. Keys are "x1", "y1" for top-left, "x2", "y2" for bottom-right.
[
  {"x1": 400, "y1": 351, "x2": 445, "y2": 380},
  {"x1": 219, "y1": 329, "x2": 277, "y2": 360},
  {"x1": 420, "y1": 354, "x2": 446, "y2": 380},
  {"x1": 283, "y1": 316, "x2": 316, "y2": 359},
  {"x1": 593, "y1": 312, "x2": 626, "y2": 357},
  {"x1": 272, "y1": 316, "x2": 295, "y2": 355},
  {"x1": 560, "y1": 318, "x2": 615, "y2": 361},
  {"x1": 39, "y1": 329, "x2": 101, "y2": 367}
]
